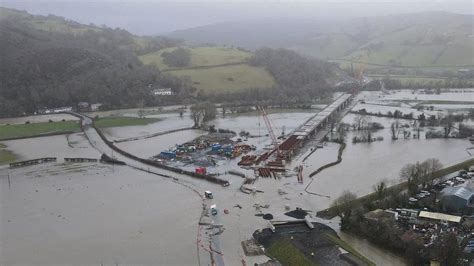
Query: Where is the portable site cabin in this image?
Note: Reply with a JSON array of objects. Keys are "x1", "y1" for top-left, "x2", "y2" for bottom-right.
[{"x1": 195, "y1": 167, "x2": 207, "y2": 175}]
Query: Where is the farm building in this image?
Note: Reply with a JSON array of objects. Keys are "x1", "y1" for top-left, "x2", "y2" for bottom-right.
[{"x1": 440, "y1": 186, "x2": 474, "y2": 213}]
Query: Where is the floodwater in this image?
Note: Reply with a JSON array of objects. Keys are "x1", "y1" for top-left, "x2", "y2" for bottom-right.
[
  {"x1": 0, "y1": 136, "x2": 201, "y2": 265},
  {"x1": 1, "y1": 94, "x2": 472, "y2": 265},
  {"x1": 305, "y1": 114, "x2": 473, "y2": 199},
  {"x1": 1, "y1": 133, "x2": 99, "y2": 160},
  {"x1": 381, "y1": 88, "x2": 474, "y2": 102},
  {"x1": 209, "y1": 111, "x2": 315, "y2": 137},
  {"x1": 352, "y1": 102, "x2": 437, "y2": 117},
  {"x1": 102, "y1": 112, "x2": 194, "y2": 140}
]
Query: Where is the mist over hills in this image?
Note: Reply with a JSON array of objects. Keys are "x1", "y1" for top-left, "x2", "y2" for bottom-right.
[{"x1": 169, "y1": 12, "x2": 474, "y2": 67}]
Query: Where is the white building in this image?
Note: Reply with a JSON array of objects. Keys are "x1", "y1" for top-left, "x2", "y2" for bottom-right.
[{"x1": 152, "y1": 88, "x2": 174, "y2": 96}]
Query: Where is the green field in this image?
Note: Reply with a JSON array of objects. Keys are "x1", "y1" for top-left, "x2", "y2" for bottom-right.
[
  {"x1": 139, "y1": 46, "x2": 252, "y2": 70},
  {"x1": 0, "y1": 121, "x2": 80, "y2": 140},
  {"x1": 267, "y1": 238, "x2": 313, "y2": 266},
  {"x1": 94, "y1": 117, "x2": 161, "y2": 128},
  {"x1": 0, "y1": 143, "x2": 16, "y2": 165},
  {"x1": 168, "y1": 64, "x2": 275, "y2": 92},
  {"x1": 139, "y1": 46, "x2": 275, "y2": 93}
]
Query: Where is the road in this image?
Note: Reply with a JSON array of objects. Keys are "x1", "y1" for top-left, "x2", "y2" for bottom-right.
[{"x1": 73, "y1": 112, "x2": 226, "y2": 266}]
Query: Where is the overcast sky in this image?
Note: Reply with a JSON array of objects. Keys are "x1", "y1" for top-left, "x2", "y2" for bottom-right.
[{"x1": 1, "y1": 0, "x2": 473, "y2": 35}]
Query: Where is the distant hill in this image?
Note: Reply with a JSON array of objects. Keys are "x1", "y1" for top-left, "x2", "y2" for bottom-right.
[
  {"x1": 0, "y1": 7, "x2": 345, "y2": 118},
  {"x1": 168, "y1": 12, "x2": 474, "y2": 68}
]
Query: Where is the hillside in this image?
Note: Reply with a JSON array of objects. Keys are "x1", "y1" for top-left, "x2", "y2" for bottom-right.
[
  {"x1": 168, "y1": 12, "x2": 474, "y2": 69},
  {"x1": 0, "y1": 7, "x2": 189, "y2": 117},
  {"x1": 0, "y1": 7, "x2": 342, "y2": 117},
  {"x1": 138, "y1": 46, "x2": 276, "y2": 92}
]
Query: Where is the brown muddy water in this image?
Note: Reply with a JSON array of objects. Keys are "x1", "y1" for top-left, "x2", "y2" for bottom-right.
[{"x1": 1, "y1": 94, "x2": 472, "y2": 265}]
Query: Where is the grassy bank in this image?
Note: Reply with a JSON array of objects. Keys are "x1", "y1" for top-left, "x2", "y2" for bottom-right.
[
  {"x1": 0, "y1": 143, "x2": 17, "y2": 165},
  {"x1": 320, "y1": 157, "x2": 474, "y2": 218},
  {"x1": 94, "y1": 117, "x2": 161, "y2": 128},
  {"x1": 267, "y1": 238, "x2": 313, "y2": 266},
  {"x1": 325, "y1": 233, "x2": 375, "y2": 266},
  {"x1": 0, "y1": 121, "x2": 80, "y2": 140}
]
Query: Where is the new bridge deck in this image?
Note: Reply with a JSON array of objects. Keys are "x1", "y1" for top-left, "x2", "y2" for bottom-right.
[{"x1": 279, "y1": 94, "x2": 353, "y2": 157}]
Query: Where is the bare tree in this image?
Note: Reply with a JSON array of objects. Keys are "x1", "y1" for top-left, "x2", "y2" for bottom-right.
[
  {"x1": 425, "y1": 158, "x2": 443, "y2": 186},
  {"x1": 332, "y1": 190, "x2": 357, "y2": 220},
  {"x1": 400, "y1": 162, "x2": 421, "y2": 193},
  {"x1": 190, "y1": 105, "x2": 203, "y2": 127},
  {"x1": 190, "y1": 102, "x2": 217, "y2": 127},
  {"x1": 442, "y1": 116, "x2": 453, "y2": 138},
  {"x1": 391, "y1": 120, "x2": 401, "y2": 140},
  {"x1": 373, "y1": 180, "x2": 387, "y2": 199},
  {"x1": 137, "y1": 100, "x2": 146, "y2": 119}
]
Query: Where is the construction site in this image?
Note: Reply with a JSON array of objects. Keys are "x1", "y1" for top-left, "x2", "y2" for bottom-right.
[{"x1": 150, "y1": 93, "x2": 354, "y2": 184}]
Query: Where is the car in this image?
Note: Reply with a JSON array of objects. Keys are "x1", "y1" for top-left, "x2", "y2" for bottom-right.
[
  {"x1": 415, "y1": 193, "x2": 426, "y2": 199},
  {"x1": 409, "y1": 197, "x2": 418, "y2": 203},
  {"x1": 444, "y1": 180, "x2": 454, "y2": 186}
]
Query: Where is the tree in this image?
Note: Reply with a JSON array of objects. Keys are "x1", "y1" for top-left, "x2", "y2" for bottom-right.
[
  {"x1": 190, "y1": 105, "x2": 204, "y2": 127},
  {"x1": 391, "y1": 120, "x2": 401, "y2": 140},
  {"x1": 400, "y1": 163, "x2": 421, "y2": 193},
  {"x1": 161, "y1": 47, "x2": 191, "y2": 67},
  {"x1": 336, "y1": 124, "x2": 347, "y2": 143},
  {"x1": 332, "y1": 190, "x2": 357, "y2": 222},
  {"x1": 424, "y1": 158, "x2": 442, "y2": 186},
  {"x1": 373, "y1": 180, "x2": 387, "y2": 199},
  {"x1": 190, "y1": 102, "x2": 216, "y2": 127},
  {"x1": 441, "y1": 115, "x2": 454, "y2": 138},
  {"x1": 137, "y1": 100, "x2": 146, "y2": 118},
  {"x1": 431, "y1": 233, "x2": 461, "y2": 265}
]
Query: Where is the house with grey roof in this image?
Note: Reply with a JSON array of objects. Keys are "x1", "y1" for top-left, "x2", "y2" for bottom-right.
[{"x1": 440, "y1": 186, "x2": 474, "y2": 214}]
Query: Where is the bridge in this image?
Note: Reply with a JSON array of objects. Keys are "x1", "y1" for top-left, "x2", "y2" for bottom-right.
[{"x1": 279, "y1": 93, "x2": 353, "y2": 158}]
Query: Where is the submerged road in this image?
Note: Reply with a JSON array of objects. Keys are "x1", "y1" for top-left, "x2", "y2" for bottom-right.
[{"x1": 71, "y1": 112, "x2": 226, "y2": 266}]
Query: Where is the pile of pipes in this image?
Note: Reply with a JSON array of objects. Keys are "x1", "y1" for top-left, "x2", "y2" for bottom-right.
[{"x1": 238, "y1": 155, "x2": 257, "y2": 166}]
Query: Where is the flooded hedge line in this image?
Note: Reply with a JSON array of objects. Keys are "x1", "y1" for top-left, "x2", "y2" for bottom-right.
[{"x1": 309, "y1": 142, "x2": 346, "y2": 177}]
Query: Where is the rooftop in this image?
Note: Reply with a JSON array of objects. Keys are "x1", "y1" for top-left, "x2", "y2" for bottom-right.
[
  {"x1": 441, "y1": 186, "x2": 474, "y2": 200},
  {"x1": 418, "y1": 211, "x2": 462, "y2": 223}
]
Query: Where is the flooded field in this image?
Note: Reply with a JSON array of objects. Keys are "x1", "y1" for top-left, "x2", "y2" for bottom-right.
[
  {"x1": 0, "y1": 113, "x2": 79, "y2": 125},
  {"x1": 305, "y1": 114, "x2": 473, "y2": 198},
  {"x1": 0, "y1": 133, "x2": 202, "y2": 265},
  {"x1": 2, "y1": 89, "x2": 473, "y2": 265},
  {"x1": 1, "y1": 133, "x2": 99, "y2": 160},
  {"x1": 380, "y1": 88, "x2": 474, "y2": 102},
  {"x1": 101, "y1": 112, "x2": 194, "y2": 140},
  {"x1": 0, "y1": 163, "x2": 201, "y2": 265}
]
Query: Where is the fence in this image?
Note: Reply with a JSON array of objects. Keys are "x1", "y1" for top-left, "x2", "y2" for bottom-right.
[{"x1": 9, "y1": 157, "x2": 57, "y2": 168}]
